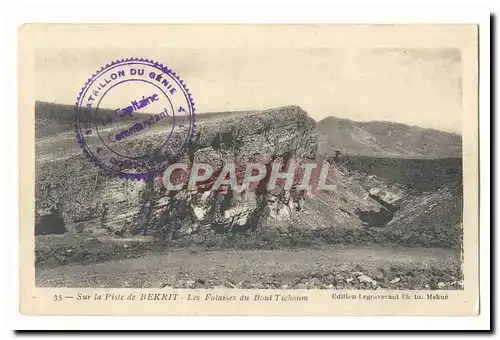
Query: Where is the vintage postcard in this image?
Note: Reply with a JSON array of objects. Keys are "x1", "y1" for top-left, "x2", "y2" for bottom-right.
[{"x1": 19, "y1": 24, "x2": 479, "y2": 316}]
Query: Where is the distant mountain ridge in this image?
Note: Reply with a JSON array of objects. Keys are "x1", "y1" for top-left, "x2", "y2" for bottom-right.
[
  {"x1": 35, "y1": 101, "x2": 255, "y2": 123},
  {"x1": 317, "y1": 116, "x2": 462, "y2": 159},
  {"x1": 35, "y1": 101, "x2": 146, "y2": 123},
  {"x1": 35, "y1": 101, "x2": 255, "y2": 137}
]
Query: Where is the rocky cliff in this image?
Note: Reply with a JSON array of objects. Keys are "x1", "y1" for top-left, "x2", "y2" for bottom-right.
[{"x1": 36, "y1": 106, "x2": 321, "y2": 239}]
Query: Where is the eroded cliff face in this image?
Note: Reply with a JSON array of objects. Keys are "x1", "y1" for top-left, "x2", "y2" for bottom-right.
[
  {"x1": 135, "y1": 105, "x2": 320, "y2": 239},
  {"x1": 35, "y1": 106, "x2": 320, "y2": 238}
]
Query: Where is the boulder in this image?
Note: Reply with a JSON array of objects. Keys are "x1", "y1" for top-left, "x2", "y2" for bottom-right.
[{"x1": 358, "y1": 275, "x2": 377, "y2": 286}]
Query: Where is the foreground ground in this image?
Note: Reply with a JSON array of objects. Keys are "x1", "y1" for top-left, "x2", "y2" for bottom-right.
[{"x1": 36, "y1": 245, "x2": 462, "y2": 290}]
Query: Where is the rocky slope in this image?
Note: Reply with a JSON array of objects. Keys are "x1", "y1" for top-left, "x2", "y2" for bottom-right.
[{"x1": 314, "y1": 116, "x2": 463, "y2": 249}]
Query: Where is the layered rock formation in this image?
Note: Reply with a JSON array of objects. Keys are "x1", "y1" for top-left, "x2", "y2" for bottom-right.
[{"x1": 35, "y1": 106, "x2": 319, "y2": 238}]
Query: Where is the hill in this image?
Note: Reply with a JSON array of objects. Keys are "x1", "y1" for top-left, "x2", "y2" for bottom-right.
[{"x1": 317, "y1": 116, "x2": 462, "y2": 159}]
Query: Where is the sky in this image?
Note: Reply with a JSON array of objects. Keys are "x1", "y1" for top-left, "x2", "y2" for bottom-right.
[{"x1": 34, "y1": 25, "x2": 463, "y2": 133}]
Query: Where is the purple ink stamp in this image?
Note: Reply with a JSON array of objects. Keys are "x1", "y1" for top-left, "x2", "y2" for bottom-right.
[{"x1": 75, "y1": 58, "x2": 195, "y2": 180}]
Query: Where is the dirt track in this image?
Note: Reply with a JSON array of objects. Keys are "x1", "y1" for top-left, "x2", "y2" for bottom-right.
[{"x1": 36, "y1": 245, "x2": 461, "y2": 290}]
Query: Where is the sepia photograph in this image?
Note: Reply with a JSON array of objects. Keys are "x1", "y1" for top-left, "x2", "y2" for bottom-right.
[{"x1": 18, "y1": 23, "x2": 480, "y2": 316}]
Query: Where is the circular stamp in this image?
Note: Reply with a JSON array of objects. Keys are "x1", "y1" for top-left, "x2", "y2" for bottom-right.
[{"x1": 75, "y1": 58, "x2": 195, "y2": 180}]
